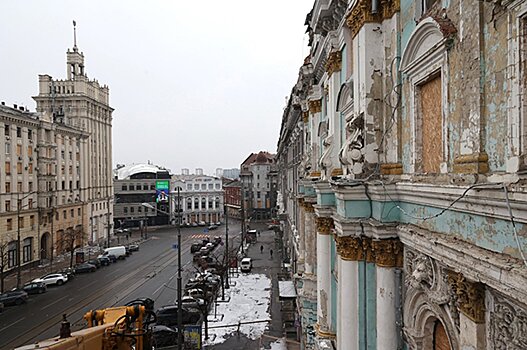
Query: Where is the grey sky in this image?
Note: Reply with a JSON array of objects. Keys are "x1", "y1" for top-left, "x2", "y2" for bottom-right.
[{"x1": 0, "y1": 1, "x2": 312, "y2": 175}]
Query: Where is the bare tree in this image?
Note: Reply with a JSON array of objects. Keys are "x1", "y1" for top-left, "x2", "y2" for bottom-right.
[
  {"x1": 0, "y1": 236, "x2": 16, "y2": 292},
  {"x1": 56, "y1": 227, "x2": 85, "y2": 268}
]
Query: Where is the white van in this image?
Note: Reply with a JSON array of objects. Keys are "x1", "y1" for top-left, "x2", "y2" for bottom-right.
[
  {"x1": 240, "y1": 257, "x2": 252, "y2": 272},
  {"x1": 98, "y1": 246, "x2": 127, "y2": 260}
]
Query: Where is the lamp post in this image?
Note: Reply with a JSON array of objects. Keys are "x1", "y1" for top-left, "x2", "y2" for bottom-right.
[
  {"x1": 142, "y1": 197, "x2": 183, "y2": 350},
  {"x1": 224, "y1": 204, "x2": 229, "y2": 290},
  {"x1": 16, "y1": 191, "x2": 38, "y2": 289}
]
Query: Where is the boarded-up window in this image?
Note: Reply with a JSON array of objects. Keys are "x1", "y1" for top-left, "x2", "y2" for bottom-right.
[
  {"x1": 420, "y1": 75, "x2": 442, "y2": 173},
  {"x1": 433, "y1": 321, "x2": 451, "y2": 350}
]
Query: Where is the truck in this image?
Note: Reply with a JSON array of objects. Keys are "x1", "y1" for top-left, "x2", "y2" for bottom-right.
[{"x1": 97, "y1": 246, "x2": 127, "y2": 260}]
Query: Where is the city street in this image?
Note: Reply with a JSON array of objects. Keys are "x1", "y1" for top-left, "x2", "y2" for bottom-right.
[{"x1": 0, "y1": 222, "x2": 241, "y2": 349}]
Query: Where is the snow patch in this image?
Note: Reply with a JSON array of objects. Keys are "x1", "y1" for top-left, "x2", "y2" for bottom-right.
[{"x1": 204, "y1": 273, "x2": 271, "y2": 345}]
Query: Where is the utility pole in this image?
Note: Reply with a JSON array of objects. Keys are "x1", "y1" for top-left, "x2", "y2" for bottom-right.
[
  {"x1": 16, "y1": 193, "x2": 21, "y2": 289},
  {"x1": 224, "y1": 204, "x2": 229, "y2": 289},
  {"x1": 106, "y1": 197, "x2": 111, "y2": 248},
  {"x1": 241, "y1": 186, "x2": 246, "y2": 254},
  {"x1": 176, "y1": 187, "x2": 183, "y2": 350}
]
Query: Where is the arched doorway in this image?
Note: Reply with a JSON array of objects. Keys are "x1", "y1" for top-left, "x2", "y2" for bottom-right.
[
  {"x1": 433, "y1": 321, "x2": 451, "y2": 350},
  {"x1": 40, "y1": 232, "x2": 50, "y2": 260}
]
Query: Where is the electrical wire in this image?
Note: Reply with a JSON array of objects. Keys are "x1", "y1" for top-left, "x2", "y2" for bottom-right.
[{"x1": 502, "y1": 184, "x2": 527, "y2": 268}]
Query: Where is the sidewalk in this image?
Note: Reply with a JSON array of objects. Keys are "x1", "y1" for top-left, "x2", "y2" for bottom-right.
[
  {"x1": 207, "y1": 223, "x2": 300, "y2": 350},
  {"x1": 2, "y1": 229, "x2": 146, "y2": 292}
]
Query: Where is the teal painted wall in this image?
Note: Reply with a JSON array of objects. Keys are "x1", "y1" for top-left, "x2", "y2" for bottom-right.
[
  {"x1": 358, "y1": 261, "x2": 366, "y2": 350},
  {"x1": 357, "y1": 261, "x2": 377, "y2": 350},
  {"x1": 338, "y1": 197, "x2": 525, "y2": 258},
  {"x1": 319, "y1": 192, "x2": 336, "y2": 206}
]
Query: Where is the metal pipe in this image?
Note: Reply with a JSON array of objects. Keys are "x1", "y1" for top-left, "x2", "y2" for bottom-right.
[{"x1": 372, "y1": 0, "x2": 379, "y2": 14}]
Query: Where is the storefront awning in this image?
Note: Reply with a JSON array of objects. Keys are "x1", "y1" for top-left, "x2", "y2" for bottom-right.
[{"x1": 278, "y1": 281, "x2": 296, "y2": 298}]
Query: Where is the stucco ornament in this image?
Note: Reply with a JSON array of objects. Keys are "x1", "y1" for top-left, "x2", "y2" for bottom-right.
[
  {"x1": 489, "y1": 291, "x2": 527, "y2": 349},
  {"x1": 448, "y1": 272, "x2": 485, "y2": 323},
  {"x1": 339, "y1": 112, "x2": 364, "y2": 178},
  {"x1": 319, "y1": 134, "x2": 334, "y2": 180},
  {"x1": 300, "y1": 143, "x2": 312, "y2": 177},
  {"x1": 407, "y1": 253, "x2": 433, "y2": 289}
]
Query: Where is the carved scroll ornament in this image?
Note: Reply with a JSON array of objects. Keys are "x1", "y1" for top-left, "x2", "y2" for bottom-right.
[
  {"x1": 336, "y1": 236, "x2": 364, "y2": 261},
  {"x1": 372, "y1": 239, "x2": 403, "y2": 267}
]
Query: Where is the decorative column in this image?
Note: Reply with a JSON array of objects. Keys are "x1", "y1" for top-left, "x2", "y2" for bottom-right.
[
  {"x1": 448, "y1": 272, "x2": 487, "y2": 350},
  {"x1": 373, "y1": 238, "x2": 403, "y2": 350},
  {"x1": 316, "y1": 216, "x2": 334, "y2": 336},
  {"x1": 336, "y1": 236, "x2": 362, "y2": 350},
  {"x1": 304, "y1": 202, "x2": 316, "y2": 274}
]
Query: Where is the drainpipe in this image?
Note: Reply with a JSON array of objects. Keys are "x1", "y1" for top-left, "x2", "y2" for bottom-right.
[
  {"x1": 395, "y1": 268, "x2": 404, "y2": 349},
  {"x1": 372, "y1": 0, "x2": 379, "y2": 15}
]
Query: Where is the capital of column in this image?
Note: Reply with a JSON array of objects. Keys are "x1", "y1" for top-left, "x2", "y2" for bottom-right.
[
  {"x1": 362, "y1": 237, "x2": 376, "y2": 263},
  {"x1": 315, "y1": 217, "x2": 334, "y2": 235},
  {"x1": 336, "y1": 235, "x2": 364, "y2": 261},
  {"x1": 448, "y1": 271, "x2": 486, "y2": 323},
  {"x1": 325, "y1": 51, "x2": 342, "y2": 75},
  {"x1": 372, "y1": 238, "x2": 403, "y2": 267},
  {"x1": 309, "y1": 99, "x2": 322, "y2": 114},
  {"x1": 303, "y1": 201, "x2": 315, "y2": 213}
]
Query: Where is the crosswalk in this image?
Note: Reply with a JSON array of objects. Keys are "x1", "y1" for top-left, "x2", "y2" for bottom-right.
[{"x1": 190, "y1": 233, "x2": 212, "y2": 240}]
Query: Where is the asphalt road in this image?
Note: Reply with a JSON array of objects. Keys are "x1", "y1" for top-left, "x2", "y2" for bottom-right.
[{"x1": 0, "y1": 222, "x2": 241, "y2": 349}]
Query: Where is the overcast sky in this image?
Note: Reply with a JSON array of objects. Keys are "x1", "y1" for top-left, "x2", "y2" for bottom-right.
[{"x1": 0, "y1": 1, "x2": 312, "y2": 175}]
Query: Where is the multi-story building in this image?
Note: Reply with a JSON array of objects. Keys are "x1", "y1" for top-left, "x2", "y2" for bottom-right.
[
  {"x1": 277, "y1": 1, "x2": 527, "y2": 349},
  {"x1": 33, "y1": 37, "x2": 113, "y2": 247},
  {"x1": 172, "y1": 171, "x2": 223, "y2": 225},
  {"x1": 240, "y1": 151, "x2": 278, "y2": 222},
  {"x1": 0, "y1": 36, "x2": 112, "y2": 276},
  {"x1": 113, "y1": 163, "x2": 171, "y2": 228},
  {"x1": 223, "y1": 178, "x2": 241, "y2": 219},
  {"x1": 217, "y1": 168, "x2": 240, "y2": 179}
]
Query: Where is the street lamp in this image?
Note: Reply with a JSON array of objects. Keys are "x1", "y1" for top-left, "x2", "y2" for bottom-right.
[
  {"x1": 16, "y1": 191, "x2": 38, "y2": 289},
  {"x1": 142, "y1": 195, "x2": 183, "y2": 350}
]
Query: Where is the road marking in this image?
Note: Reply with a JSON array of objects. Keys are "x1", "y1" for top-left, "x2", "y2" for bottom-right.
[
  {"x1": 0, "y1": 317, "x2": 25, "y2": 333},
  {"x1": 78, "y1": 280, "x2": 97, "y2": 291},
  {"x1": 153, "y1": 284, "x2": 164, "y2": 295},
  {"x1": 41, "y1": 295, "x2": 68, "y2": 310}
]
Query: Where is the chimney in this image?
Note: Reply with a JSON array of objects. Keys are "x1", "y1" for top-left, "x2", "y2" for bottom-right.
[
  {"x1": 1, "y1": 101, "x2": 4, "y2": 106},
  {"x1": 13, "y1": 104, "x2": 17, "y2": 109}
]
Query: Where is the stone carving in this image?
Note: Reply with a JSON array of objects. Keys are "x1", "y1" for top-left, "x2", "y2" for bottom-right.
[
  {"x1": 308, "y1": 99, "x2": 322, "y2": 113},
  {"x1": 319, "y1": 134, "x2": 334, "y2": 180},
  {"x1": 339, "y1": 112, "x2": 364, "y2": 177},
  {"x1": 336, "y1": 236, "x2": 364, "y2": 261},
  {"x1": 489, "y1": 292, "x2": 527, "y2": 349},
  {"x1": 361, "y1": 237, "x2": 375, "y2": 263},
  {"x1": 325, "y1": 51, "x2": 342, "y2": 75},
  {"x1": 405, "y1": 251, "x2": 433, "y2": 289},
  {"x1": 346, "y1": 0, "x2": 400, "y2": 38},
  {"x1": 300, "y1": 143, "x2": 312, "y2": 177},
  {"x1": 315, "y1": 217, "x2": 334, "y2": 235},
  {"x1": 448, "y1": 272, "x2": 485, "y2": 323},
  {"x1": 303, "y1": 201, "x2": 315, "y2": 213},
  {"x1": 372, "y1": 239, "x2": 403, "y2": 267}
]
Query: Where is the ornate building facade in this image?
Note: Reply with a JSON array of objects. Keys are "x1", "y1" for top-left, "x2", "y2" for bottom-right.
[{"x1": 276, "y1": 1, "x2": 527, "y2": 349}]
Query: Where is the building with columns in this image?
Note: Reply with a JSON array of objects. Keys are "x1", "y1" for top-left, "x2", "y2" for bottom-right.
[
  {"x1": 276, "y1": 1, "x2": 527, "y2": 349},
  {"x1": 172, "y1": 173, "x2": 223, "y2": 225}
]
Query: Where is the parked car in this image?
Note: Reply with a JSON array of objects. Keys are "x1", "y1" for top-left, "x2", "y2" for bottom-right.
[
  {"x1": 207, "y1": 225, "x2": 217, "y2": 230},
  {"x1": 240, "y1": 257, "x2": 252, "y2": 272},
  {"x1": 98, "y1": 246, "x2": 127, "y2": 260},
  {"x1": 0, "y1": 290, "x2": 29, "y2": 305},
  {"x1": 128, "y1": 244, "x2": 139, "y2": 252},
  {"x1": 74, "y1": 262, "x2": 97, "y2": 274},
  {"x1": 180, "y1": 295, "x2": 206, "y2": 308},
  {"x1": 213, "y1": 236, "x2": 222, "y2": 245},
  {"x1": 0, "y1": 302, "x2": 3, "y2": 313},
  {"x1": 59, "y1": 267, "x2": 75, "y2": 280},
  {"x1": 152, "y1": 325, "x2": 181, "y2": 348},
  {"x1": 98, "y1": 256, "x2": 111, "y2": 266},
  {"x1": 32, "y1": 273, "x2": 68, "y2": 286},
  {"x1": 155, "y1": 305, "x2": 202, "y2": 326},
  {"x1": 107, "y1": 254, "x2": 118, "y2": 263},
  {"x1": 23, "y1": 282, "x2": 47, "y2": 294},
  {"x1": 215, "y1": 221, "x2": 222, "y2": 226},
  {"x1": 190, "y1": 243, "x2": 202, "y2": 253},
  {"x1": 186, "y1": 288, "x2": 214, "y2": 301},
  {"x1": 191, "y1": 222, "x2": 198, "y2": 227},
  {"x1": 88, "y1": 259, "x2": 101, "y2": 268},
  {"x1": 198, "y1": 221, "x2": 206, "y2": 226},
  {"x1": 125, "y1": 246, "x2": 131, "y2": 256}
]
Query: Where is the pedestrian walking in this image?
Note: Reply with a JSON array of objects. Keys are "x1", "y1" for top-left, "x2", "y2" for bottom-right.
[
  {"x1": 270, "y1": 249, "x2": 273, "y2": 259},
  {"x1": 260, "y1": 245, "x2": 264, "y2": 254}
]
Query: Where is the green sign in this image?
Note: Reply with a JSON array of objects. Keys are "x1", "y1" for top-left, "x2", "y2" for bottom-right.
[{"x1": 156, "y1": 180, "x2": 170, "y2": 202}]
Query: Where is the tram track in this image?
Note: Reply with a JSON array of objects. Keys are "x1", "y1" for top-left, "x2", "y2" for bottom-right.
[{"x1": 2, "y1": 232, "x2": 198, "y2": 349}]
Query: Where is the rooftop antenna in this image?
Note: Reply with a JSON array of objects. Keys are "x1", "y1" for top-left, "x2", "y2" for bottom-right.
[{"x1": 73, "y1": 20, "x2": 78, "y2": 52}]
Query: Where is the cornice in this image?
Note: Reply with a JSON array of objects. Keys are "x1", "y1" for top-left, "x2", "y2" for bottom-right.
[
  {"x1": 345, "y1": 0, "x2": 400, "y2": 38},
  {"x1": 399, "y1": 224, "x2": 527, "y2": 306}
]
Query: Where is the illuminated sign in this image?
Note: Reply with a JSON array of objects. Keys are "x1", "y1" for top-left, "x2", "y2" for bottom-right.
[{"x1": 155, "y1": 180, "x2": 170, "y2": 203}]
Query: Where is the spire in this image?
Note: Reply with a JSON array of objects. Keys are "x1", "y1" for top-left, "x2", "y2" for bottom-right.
[{"x1": 73, "y1": 20, "x2": 78, "y2": 52}]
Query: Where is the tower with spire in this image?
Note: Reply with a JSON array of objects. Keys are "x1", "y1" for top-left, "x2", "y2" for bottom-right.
[{"x1": 33, "y1": 21, "x2": 114, "y2": 246}]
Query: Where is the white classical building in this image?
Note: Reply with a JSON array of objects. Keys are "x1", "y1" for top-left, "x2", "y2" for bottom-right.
[{"x1": 172, "y1": 171, "x2": 223, "y2": 225}]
